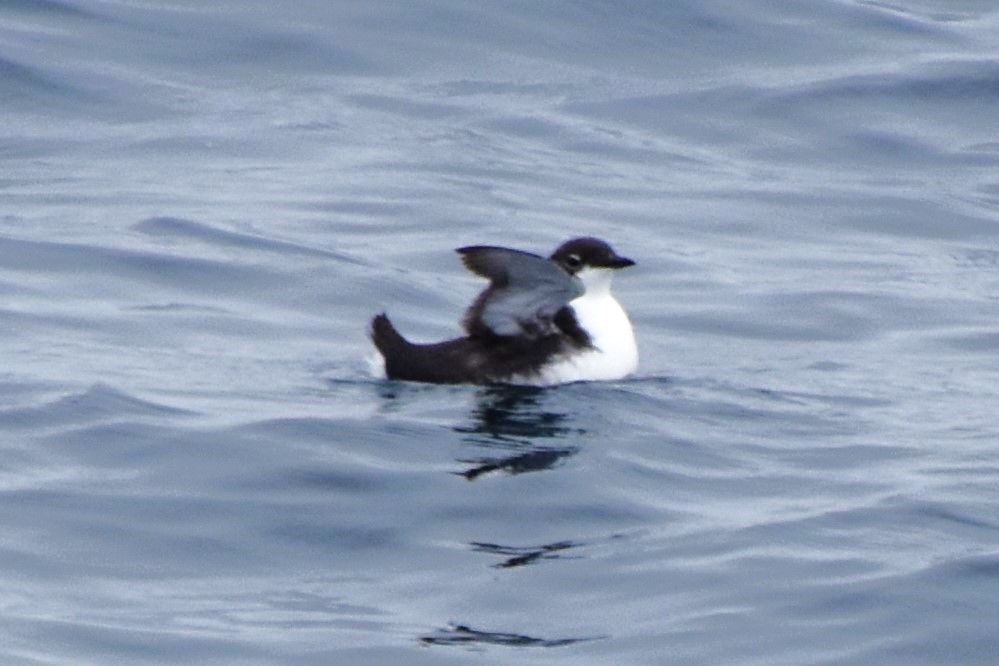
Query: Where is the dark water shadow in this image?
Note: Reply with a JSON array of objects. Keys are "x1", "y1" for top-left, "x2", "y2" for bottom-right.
[
  {"x1": 469, "y1": 540, "x2": 579, "y2": 569},
  {"x1": 467, "y1": 531, "x2": 634, "y2": 570},
  {"x1": 457, "y1": 446, "x2": 577, "y2": 481},
  {"x1": 452, "y1": 385, "x2": 582, "y2": 480},
  {"x1": 420, "y1": 623, "x2": 601, "y2": 649}
]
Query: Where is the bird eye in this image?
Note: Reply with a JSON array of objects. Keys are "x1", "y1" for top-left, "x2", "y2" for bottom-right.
[{"x1": 565, "y1": 254, "x2": 582, "y2": 269}]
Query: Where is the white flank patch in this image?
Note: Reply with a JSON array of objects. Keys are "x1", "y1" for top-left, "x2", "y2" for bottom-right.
[{"x1": 366, "y1": 351, "x2": 387, "y2": 379}]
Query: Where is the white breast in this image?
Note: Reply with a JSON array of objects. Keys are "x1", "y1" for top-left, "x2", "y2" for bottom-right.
[{"x1": 517, "y1": 268, "x2": 638, "y2": 385}]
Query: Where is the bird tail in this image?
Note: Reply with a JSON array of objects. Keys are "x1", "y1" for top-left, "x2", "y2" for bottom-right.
[{"x1": 370, "y1": 313, "x2": 410, "y2": 360}]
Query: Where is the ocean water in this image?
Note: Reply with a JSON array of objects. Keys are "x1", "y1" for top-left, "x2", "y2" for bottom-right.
[{"x1": 3, "y1": 1, "x2": 999, "y2": 663}]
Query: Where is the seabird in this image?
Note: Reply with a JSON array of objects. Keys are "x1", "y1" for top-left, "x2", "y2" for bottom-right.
[{"x1": 370, "y1": 237, "x2": 637, "y2": 385}]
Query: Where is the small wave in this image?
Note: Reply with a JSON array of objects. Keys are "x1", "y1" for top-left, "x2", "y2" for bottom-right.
[
  {"x1": 0, "y1": 56, "x2": 83, "y2": 105},
  {"x1": 0, "y1": 383, "x2": 196, "y2": 431},
  {"x1": 932, "y1": 331, "x2": 999, "y2": 353},
  {"x1": 0, "y1": 234, "x2": 293, "y2": 294},
  {"x1": 124, "y1": 302, "x2": 230, "y2": 314},
  {"x1": 771, "y1": 59, "x2": 999, "y2": 107},
  {"x1": 348, "y1": 93, "x2": 468, "y2": 119},
  {"x1": 420, "y1": 622, "x2": 600, "y2": 648},
  {"x1": 134, "y1": 216, "x2": 361, "y2": 264},
  {"x1": 224, "y1": 33, "x2": 376, "y2": 75},
  {"x1": 5, "y1": 0, "x2": 94, "y2": 17}
]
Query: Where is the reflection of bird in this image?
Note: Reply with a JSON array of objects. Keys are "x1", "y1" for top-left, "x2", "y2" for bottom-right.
[
  {"x1": 455, "y1": 386, "x2": 578, "y2": 480},
  {"x1": 457, "y1": 447, "x2": 576, "y2": 481},
  {"x1": 370, "y1": 237, "x2": 638, "y2": 385},
  {"x1": 454, "y1": 385, "x2": 568, "y2": 440}
]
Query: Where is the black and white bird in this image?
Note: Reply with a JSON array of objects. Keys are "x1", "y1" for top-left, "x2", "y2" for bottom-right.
[{"x1": 370, "y1": 237, "x2": 637, "y2": 385}]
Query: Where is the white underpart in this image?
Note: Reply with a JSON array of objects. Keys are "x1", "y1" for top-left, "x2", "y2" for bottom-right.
[
  {"x1": 367, "y1": 351, "x2": 386, "y2": 379},
  {"x1": 517, "y1": 266, "x2": 638, "y2": 385}
]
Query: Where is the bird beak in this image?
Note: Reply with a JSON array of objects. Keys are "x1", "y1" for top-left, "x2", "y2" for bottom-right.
[{"x1": 608, "y1": 255, "x2": 635, "y2": 269}]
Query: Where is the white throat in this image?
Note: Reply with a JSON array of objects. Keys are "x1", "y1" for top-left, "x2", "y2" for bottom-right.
[{"x1": 577, "y1": 265, "x2": 614, "y2": 296}]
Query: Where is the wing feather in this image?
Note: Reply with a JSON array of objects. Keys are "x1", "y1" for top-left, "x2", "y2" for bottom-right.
[{"x1": 456, "y1": 246, "x2": 583, "y2": 338}]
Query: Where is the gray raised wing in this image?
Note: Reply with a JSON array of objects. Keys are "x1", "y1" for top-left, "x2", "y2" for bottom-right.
[{"x1": 456, "y1": 245, "x2": 584, "y2": 338}]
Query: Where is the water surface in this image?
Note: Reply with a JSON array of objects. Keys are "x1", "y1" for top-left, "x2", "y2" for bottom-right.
[{"x1": 3, "y1": 1, "x2": 999, "y2": 664}]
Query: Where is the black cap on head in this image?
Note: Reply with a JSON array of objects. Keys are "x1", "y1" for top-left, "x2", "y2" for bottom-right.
[{"x1": 549, "y1": 237, "x2": 635, "y2": 275}]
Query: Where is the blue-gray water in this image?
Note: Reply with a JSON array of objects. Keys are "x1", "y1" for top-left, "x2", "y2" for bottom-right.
[{"x1": 3, "y1": 1, "x2": 999, "y2": 663}]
